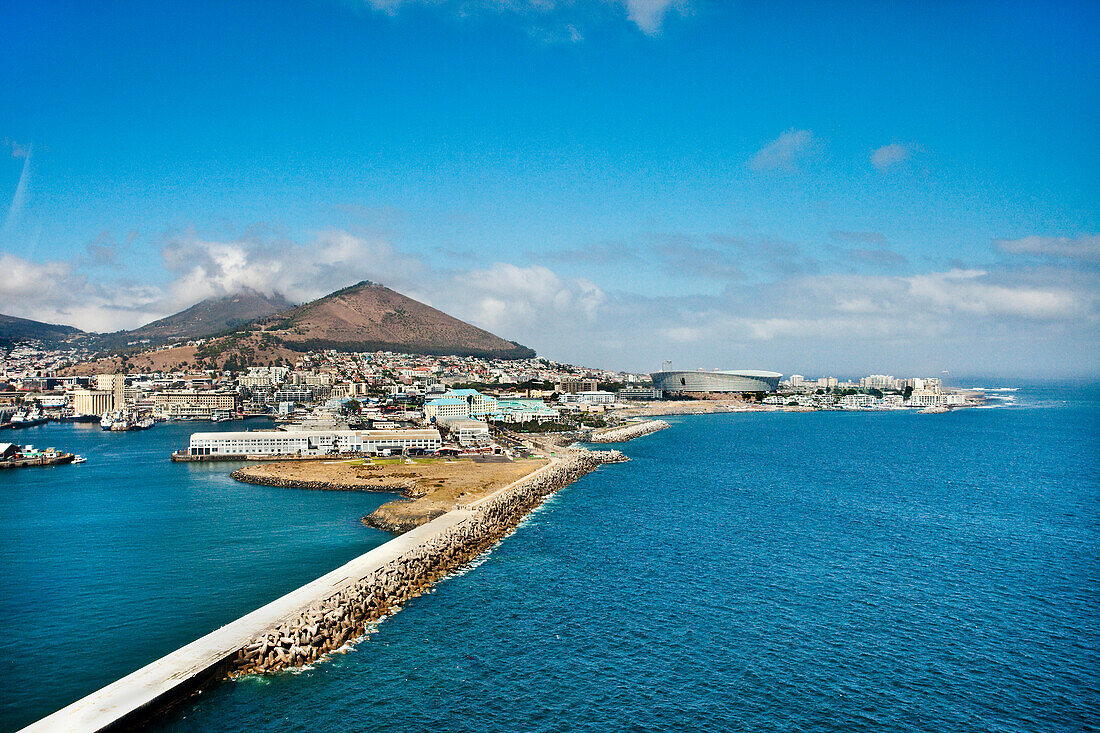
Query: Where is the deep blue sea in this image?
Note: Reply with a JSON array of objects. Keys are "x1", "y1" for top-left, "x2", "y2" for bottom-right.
[
  {"x1": 0, "y1": 420, "x2": 396, "y2": 732},
  {"x1": 3, "y1": 384, "x2": 1098, "y2": 732}
]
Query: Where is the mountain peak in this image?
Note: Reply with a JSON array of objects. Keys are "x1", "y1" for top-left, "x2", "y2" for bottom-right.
[
  {"x1": 127, "y1": 289, "x2": 294, "y2": 342},
  {"x1": 268, "y1": 282, "x2": 535, "y2": 359}
]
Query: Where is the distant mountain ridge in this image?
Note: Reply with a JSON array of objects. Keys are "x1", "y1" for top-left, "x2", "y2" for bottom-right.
[
  {"x1": 125, "y1": 289, "x2": 293, "y2": 342},
  {"x1": 0, "y1": 314, "x2": 84, "y2": 348},
  {"x1": 262, "y1": 281, "x2": 535, "y2": 359},
  {"x1": 54, "y1": 280, "x2": 535, "y2": 373}
]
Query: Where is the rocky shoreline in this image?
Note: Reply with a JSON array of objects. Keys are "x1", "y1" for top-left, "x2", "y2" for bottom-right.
[
  {"x1": 589, "y1": 420, "x2": 671, "y2": 443},
  {"x1": 229, "y1": 448, "x2": 626, "y2": 677}
]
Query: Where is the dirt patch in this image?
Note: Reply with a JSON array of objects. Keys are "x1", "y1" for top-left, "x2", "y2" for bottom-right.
[{"x1": 232, "y1": 457, "x2": 548, "y2": 533}]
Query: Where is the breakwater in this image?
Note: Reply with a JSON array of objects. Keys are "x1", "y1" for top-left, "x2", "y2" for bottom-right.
[
  {"x1": 229, "y1": 448, "x2": 626, "y2": 676},
  {"x1": 22, "y1": 448, "x2": 625, "y2": 732},
  {"x1": 589, "y1": 420, "x2": 670, "y2": 443}
]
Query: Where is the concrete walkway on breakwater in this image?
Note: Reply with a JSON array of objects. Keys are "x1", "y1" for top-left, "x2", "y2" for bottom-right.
[{"x1": 19, "y1": 457, "x2": 572, "y2": 733}]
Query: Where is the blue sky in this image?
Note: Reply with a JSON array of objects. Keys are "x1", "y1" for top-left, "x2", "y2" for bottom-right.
[{"x1": 1, "y1": 0, "x2": 1097, "y2": 377}]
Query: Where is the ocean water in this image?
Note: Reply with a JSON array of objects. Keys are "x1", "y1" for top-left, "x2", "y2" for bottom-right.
[
  {"x1": 157, "y1": 384, "x2": 1097, "y2": 733},
  {"x1": 0, "y1": 420, "x2": 396, "y2": 732},
  {"x1": 4, "y1": 386, "x2": 1098, "y2": 732}
]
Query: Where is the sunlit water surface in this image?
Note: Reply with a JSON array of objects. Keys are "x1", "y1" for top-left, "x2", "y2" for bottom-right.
[{"x1": 3, "y1": 386, "x2": 1098, "y2": 732}]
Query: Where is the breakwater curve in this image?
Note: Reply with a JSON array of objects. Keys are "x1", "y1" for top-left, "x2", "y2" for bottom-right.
[
  {"x1": 589, "y1": 420, "x2": 671, "y2": 443},
  {"x1": 20, "y1": 448, "x2": 626, "y2": 733}
]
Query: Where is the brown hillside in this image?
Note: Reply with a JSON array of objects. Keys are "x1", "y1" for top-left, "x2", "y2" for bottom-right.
[
  {"x1": 127, "y1": 289, "x2": 293, "y2": 342},
  {"x1": 61, "y1": 281, "x2": 534, "y2": 373},
  {"x1": 263, "y1": 281, "x2": 534, "y2": 359}
]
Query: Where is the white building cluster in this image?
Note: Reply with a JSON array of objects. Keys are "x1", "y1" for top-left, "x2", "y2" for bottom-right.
[{"x1": 184, "y1": 428, "x2": 442, "y2": 458}]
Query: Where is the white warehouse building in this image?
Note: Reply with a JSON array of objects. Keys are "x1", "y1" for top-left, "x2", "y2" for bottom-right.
[{"x1": 184, "y1": 428, "x2": 442, "y2": 458}]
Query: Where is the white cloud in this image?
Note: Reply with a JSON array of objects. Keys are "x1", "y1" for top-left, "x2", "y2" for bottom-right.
[
  {"x1": 620, "y1": 0, "x2": 686, "y2": 34},
  {"x1": 660, "y1": 325, "x2": 703, "y2": 343},
  {"x1": 996, "y1": 234, "x2": 1100, "y2": 264},
  {"x1": 553, "y1": 262, "x2": 1099, "y2": 374},
  {"x1": 870, "y1": 142, "x2": 914, "y2": 170},
  {"x1": 905, "y1": 269, "x2": 1081, "y2": 319},
  {"x1": 749, "y1": 129, "x2": 819, "y2": 171},
  {"x1": 1, "y1": 232, "x2": 606, "y2": 349},
  {"x1": 359, "y1": 0, "x2": 688, "y2": 34},
  {"x1": 159, "y1": 229, "x2": 423, "y2": 308},
  {"x1": 3, "y1": 139, "x2": 30, "y2": 159},
  {"x1": 437, "y1": 263, "x2": 605, "y2": 332},
  {"x1": 0, "y1": 252, "x2": 70, "y2": 302},
  {"x1": 0, "y1": 252, "x2": 164, "y2": 332},
  {"x1": 4, "y1": 226, "x2": 1098, "y2": 377}
]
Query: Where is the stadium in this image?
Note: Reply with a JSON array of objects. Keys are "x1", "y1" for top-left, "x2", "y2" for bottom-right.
[{"x1": 651, "y1": 369, "x2": 783, "y2": 395}]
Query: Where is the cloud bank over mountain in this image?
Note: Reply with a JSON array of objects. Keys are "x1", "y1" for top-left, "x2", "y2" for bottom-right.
[{"x1": 2, "y1": 223, "x2": 1095, "y2": 377}]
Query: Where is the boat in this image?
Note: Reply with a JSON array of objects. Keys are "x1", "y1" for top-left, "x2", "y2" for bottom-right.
[
  {"x1": 102, "y1": 408, "x2": 155, "y2": 431},
  {"x1": 10, "y1": 408, "x2": 48, "y2": 429},
  {"x1": 72, "y1": 455, "x2": 87, "y2": 464},
  {"x1": 60, "y1": 409, "x2": 99, "y2": 423},
  {"x1": 0, "y1": 443, "x2": 76, "y2": 468}
]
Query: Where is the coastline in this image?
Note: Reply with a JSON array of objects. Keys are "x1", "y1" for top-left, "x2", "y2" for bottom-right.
[
  {"x1": 589, "y1": 419, "x2": 671, "y2": 443},
  {"x1": 21, "y1": 445, "x2": 626, "y2": 732}
]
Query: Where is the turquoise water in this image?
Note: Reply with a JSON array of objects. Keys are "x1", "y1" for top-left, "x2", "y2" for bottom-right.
[
  {"x1": 4, "y1": 387, "x2": 1099, "y2": 731},
  {"x1": 0, "y1": 420, "x2": 396, "y2": 732}
]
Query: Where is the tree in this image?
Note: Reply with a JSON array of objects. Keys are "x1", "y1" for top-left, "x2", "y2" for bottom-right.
[
  {"x1": 345, "y1": 398, "x2": 362, "y2": 415},
  {"x1": 903, "y1": 385, "x2": 914, "y2": 399}
]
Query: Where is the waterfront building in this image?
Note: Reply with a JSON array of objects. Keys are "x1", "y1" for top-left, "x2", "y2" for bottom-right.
[
  {"x1": 441, "y1": 389, "x2": 498, "y2": 418},
  {"x1": 436, "y1": 417, "x2": 490, "y2": 447},
  {"x1": 491, "y1": 398, "x2": 560, "y2": 423},
  {"x1": 651, "y1": 369, "x2": 782, "y2": 395},
  {"x1": 424, "y1": 397, "x2": 469, "y2": 420},
  {"x1": 617, "y1": 387, "x2": 661, "y2": 400},
  {"x1": 839, "y1": 394, "x2": 876, "y2": 409},
  {"x1": 184, "y1": 428, "x2": 442, "y2": 457},
  {"x1": 555, "y1": 379, "x2": 598, "y2": 394},
  {"x1": 559, "y1": 391, "x2": 616, "y2": 405},
  {"x1": 860, "y1": 375, "x2": 899, "y2": 390},
  {"x1": 71, "y1": 388, "x2": 113, "y2": 417},
  {"x1": 906, "y1": 390, "x2": 964, "y2": 408},
  {"x1": 153, "y1": 390, "x2": 239, "y2": 419},
  {"x1": 273, "y1": 387, "x2": 316, "y2": 404},
  {"x1": 905, "y1": 377, "x2": 942, "y2": 393},
  {"x1": 239, "y1": 367, "x2": 289, "y2": 388},
  {"x1": 95, "y1": 373, "x2": 127, "y2": 407}
]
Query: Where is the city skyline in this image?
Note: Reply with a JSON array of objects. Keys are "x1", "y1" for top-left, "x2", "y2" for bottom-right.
[{"x1": 1, "y1": 0, "x2": 1097, "y2": 377}]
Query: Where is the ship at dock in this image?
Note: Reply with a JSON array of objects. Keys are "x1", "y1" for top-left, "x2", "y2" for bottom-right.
[
  {"x1": 100, "y1": 408, "x2": 155, "y2": 431},
  {"x1": 0, "y1": 442, "x2": 76, "y2": 469},
  {"x1": 8, "y1": 407, "x2": 49, "y2": 429}
]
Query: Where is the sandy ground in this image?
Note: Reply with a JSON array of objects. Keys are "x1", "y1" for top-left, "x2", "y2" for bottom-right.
[{"x1": 233, "y1": 456, "x2": 548, "y2": 531}]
